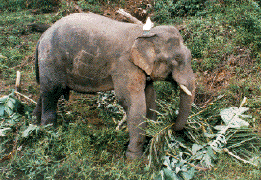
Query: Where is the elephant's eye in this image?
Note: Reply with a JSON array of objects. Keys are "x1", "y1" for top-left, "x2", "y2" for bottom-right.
[
  {"x1": 175, "y1": 54, "x2": 184, "y2": 64},
  {"x1": 168, "y1": 43, "x2": 174, "y2": 51},
  {"x1": 167, "y1": 37, "x2": 180, "y2": 50}
]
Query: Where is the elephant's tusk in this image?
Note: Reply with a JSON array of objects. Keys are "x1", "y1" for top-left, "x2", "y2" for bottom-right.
[{"x1": 180, "y1": 85, "x2": 192, "y2": 96}]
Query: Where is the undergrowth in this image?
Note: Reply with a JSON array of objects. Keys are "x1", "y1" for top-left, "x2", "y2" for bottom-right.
[
  {"x1": 145, "y1": 94, "x2": 260, "y2": 179},
  {"x1": 0, "y1": 90, "x2": 260, "y2": 179},
  {"x1": 0, "y1": 92, "x2": 149, "y2": 179}
]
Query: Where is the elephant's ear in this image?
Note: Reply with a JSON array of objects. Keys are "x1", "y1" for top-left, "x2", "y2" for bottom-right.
[{"x1": 130, "y1": 34, "x2": 157, "y2": 75}]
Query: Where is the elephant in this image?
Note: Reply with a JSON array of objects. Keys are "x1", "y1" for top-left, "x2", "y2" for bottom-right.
[{"x1": 33, "y1": 12, "x2": 195, "y2": 159}]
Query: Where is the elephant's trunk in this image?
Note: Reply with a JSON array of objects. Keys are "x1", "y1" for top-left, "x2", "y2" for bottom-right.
[{"x1": 172, "y1": 77, "x2": 195, "y2": 131}]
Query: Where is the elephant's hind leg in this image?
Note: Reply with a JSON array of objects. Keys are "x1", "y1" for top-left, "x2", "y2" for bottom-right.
[
  {"x1": 33, "y1": 97, "x2": 42, "y2": 125},
  {"x1": 40, "y1": 86, "x2": 63, "y2": 126},
  {"x1": 38, "y1": 53, "x2": 67, "y2": 126}
]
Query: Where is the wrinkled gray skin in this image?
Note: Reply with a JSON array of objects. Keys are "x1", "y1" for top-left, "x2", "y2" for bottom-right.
[{"x1": 33, "y1": 13, "x2": 195, "y2": 159}]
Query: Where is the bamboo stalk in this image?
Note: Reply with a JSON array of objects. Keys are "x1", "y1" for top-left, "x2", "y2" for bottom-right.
[
  {"x1": 15, "y1": 71, "x2": 21, "y2": 92},
  {"x1": 14, "y1": 70, "x2": 37, "y2": 104},
  {"x1": 116, "y1": 9, "x2": 143, "y2": 25},
  {"x1": 14, "y1": 91, "x2": 37, "y2": 104}
]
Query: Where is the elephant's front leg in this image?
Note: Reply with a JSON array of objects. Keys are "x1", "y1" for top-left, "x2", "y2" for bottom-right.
[
  {"x1": 112, "y1": 65, "x2": 147, "y2": 159},
  {"x1": 126, "y1": 91, "x2": 147, "y2": 159},
  {"x1": 126, "y1": 83, "x2": 157, "y2": 159}
]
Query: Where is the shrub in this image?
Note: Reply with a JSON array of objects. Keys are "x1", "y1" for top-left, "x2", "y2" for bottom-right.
[
  {"x1": 153, "y1": 0, "x2": 210, "y2": 23},
  {"x1": 178, "y1": 0, "x2": 261, "y2": 72},
  {"x1": 225, "y1": 1, "x2": 261, "y2": 52},
  {"x1": 152, "y1": 0, "x2": 173, "y2": 24},
  {"x1": 77, "y1": 0, "x2": 101, "y2": 13},
  {"x1": 0, "y1": 0, "x2": 60, "y2": 12},
  {"x1": 171, "y1": 0, "x2": 207, "y2": 17}
]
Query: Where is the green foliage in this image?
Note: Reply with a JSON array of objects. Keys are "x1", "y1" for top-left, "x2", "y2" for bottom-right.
[
  {"x1": 0, "y1": 11, "x2": 53, "y2": 82},
  {"x1": 171, "y1": 0, "x2": 207, "y2": 17},
  {"x1": 154, "y1": 81, "x2": 178, "y2": 101},
  {"x1": 223, "y1": 1, "x2": 261, "y2": 51},
  {"x1": 0, "y1": 92, "x2": 23, "y2": 117},
  {"x1": 153, "y1": 0, "x2": 211, "y2": 23},
  {"x1": 0, "y1": 0, "x2": 60, "y2": 12},
  {"x1": 77, "y1": 0, "x2": 101, "y2": 12},
  {"x1": 97, "y1": 91, "x2": 123, "y2": 117},
  {"x1": 161, "y1": 154, "x2": 196, "y2": 180},
  {"x1": 0, "y1": 92, "x2": 151, "y2": 179},
  {"x1": 152, "y1": 0, "x2": 174, "y2": 24},
  {"x1": 77, "y1": 0, "x2": 126, "y2": 14},
  {"x1": 146, "y1": 96, "x2": 261, "y2": 180}
]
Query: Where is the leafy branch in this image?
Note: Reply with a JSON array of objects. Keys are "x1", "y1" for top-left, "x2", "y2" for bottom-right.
[
  {"x1": 0, "y1": 92, "x2": 57, "y2": 164},
  {"x1": 146, "y1": 96, "x2": 260, "y2": 180}
]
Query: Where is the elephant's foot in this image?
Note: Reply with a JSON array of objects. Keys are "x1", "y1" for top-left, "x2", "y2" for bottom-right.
[
  {"x1": 126, "y1": 136, "x2": 145, "y2": 160},
  {"x1": 126, "y1": 149, "x2": 143, "y2": 160},
  {"x1": 125, "y1": 150, "x2": 149, "y2": 165}
]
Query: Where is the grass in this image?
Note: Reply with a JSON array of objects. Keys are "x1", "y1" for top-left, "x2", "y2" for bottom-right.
[
  {"x1": 0, "y1": 0, "x2": 261, "y2": 179},
  {"x1": 195, "y1": 154, "x2": 260, "y2": 180}
]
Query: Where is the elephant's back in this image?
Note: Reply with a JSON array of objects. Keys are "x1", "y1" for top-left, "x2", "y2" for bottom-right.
[
  {"x1": 51, "y1": 13, "x2": 142, "y2": 39},
  {"x1": 60, "y1": 13, "x2": 126, "y2": 27},
  {"x1": 40, "y1": 13, "x2": 143, "y2": 55}
]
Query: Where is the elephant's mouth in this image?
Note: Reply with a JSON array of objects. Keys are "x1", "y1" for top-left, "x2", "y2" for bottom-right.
[{"x1": 165, "y1": 74, "x2": 192, "y2": 96}]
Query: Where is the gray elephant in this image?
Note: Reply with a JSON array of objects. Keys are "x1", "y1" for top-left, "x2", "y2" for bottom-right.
[{"x1": 33, "y1": 13, "x2": 195, "y2": 159}]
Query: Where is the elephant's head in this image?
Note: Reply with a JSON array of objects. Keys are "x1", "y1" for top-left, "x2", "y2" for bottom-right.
[{"x1": 131, "y1": 26, "x2": 195, "y2": 131}]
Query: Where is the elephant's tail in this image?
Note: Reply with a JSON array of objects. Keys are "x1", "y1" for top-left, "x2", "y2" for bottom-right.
[{"x1": 35, "y1": 41, "x2": 40, "y2": 84}]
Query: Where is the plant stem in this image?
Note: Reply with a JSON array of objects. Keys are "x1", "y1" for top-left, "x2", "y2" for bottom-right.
[{"x1": 223, "y1": 148, "x2": 257, "y2": 166}]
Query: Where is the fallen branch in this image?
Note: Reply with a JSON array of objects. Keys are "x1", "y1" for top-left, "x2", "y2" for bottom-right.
[
  {"x1": 116, "y1": 9, "x2": 143, "y2": 25},
  {"x1": 223, "y1": 148, "x2": 257, "y2": 166},
  {"x1": 240, "y1": 96, "x2": 247, "y2": 107},
  {"x1": 14, "y1": 70, "x2": 37, "y2": 104},
  {"x1": 0, "y1": 146, "x2": 23, "y2": 163},
  {"x1": 14, "y1": 91, "x2": 37, "y2": 104},
  {"x1": 0, "y1": 132, "x2": 21, "y2": 163}
]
